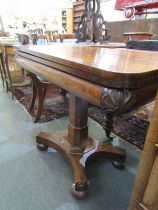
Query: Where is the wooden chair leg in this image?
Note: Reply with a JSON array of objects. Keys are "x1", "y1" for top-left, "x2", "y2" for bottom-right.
[
  {"x1": 7, "y1": 72, "x2": 15, "y2": 99},
  {"x1": 34, "y1": 87, "x2": 47, "y2": 123},
  {"x1": 30, "y1": 83, "x2": 37, "y2": 110},
  {"x1": 8, "y1": 75, "x2": 15, "y2": 99},
  {"x1": 11, "y1": 86, "x2": 15, "y2": 99},
  {"x1": 0, "y1": 54, "x2": 8, "y2": 90},
  {"x1": 6, "y1": 81, "x2": 9, "y2": 92},
  {"x1": 0, "y1": 54, "x2": 6, "y2": 88},
  {"x1": 0, "y1": 65, "x2": 4, "y2": 88}
]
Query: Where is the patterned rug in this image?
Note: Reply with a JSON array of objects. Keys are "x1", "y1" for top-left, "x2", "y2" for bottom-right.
[
  {"x1": 14, "y1": 86, "x2": 69, "y2": 122},
  {"x1": 14, "y1": 86, "x2": 155, "y2": 150}
]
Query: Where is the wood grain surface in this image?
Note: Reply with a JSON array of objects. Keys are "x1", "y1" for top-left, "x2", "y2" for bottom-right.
[{"x1": 16, "y1": 44, "x2": 158, "y2": 89}]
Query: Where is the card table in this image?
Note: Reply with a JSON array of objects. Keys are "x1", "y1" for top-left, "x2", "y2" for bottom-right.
[{"x1": 15, "y1": 44, "x2": 158, "y2": 199}]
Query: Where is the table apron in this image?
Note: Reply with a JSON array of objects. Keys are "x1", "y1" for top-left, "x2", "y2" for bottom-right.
[
  {"x1": 16, "y1": 56, "x2": 103, "y2": 107},
  {"x1": 16, "y1": 56, "x2": 158, "y2": 114}
]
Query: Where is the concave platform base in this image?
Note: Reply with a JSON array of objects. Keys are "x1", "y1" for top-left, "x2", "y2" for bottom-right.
[{"x1": 36, "y1": 131, "x2": 126, "y2": 199}]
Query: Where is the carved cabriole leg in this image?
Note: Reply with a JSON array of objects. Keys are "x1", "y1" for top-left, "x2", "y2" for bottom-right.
[
  {"x1": 36, "y1": 93, "x2": 126, "y2": 199},
  {"x1": 102, "y1": 111, "x2": 114, "y2": 140},
  {"x1": 101, "y1": 88, "x2": 137, "y2": 140},
  {"x1": 100, "y1": 88, "x2": 137, "y2": 168}
]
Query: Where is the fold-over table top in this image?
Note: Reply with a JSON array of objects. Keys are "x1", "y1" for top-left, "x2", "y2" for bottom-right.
[{"x1": 16, "y1": 44, "x2": 158, "y2": 89}]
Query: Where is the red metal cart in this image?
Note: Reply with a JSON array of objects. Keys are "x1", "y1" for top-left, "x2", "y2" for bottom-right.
[{"x1": 115, "y1": 0, "x2": 158, "y2": 19}]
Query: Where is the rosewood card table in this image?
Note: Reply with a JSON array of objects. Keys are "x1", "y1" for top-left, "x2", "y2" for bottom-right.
[{"x1": 15, "y1": 44, "x2": 158, "y2": 199}]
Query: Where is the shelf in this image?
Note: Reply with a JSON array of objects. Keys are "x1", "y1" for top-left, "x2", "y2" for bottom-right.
[
  {"x1": 61, "y1": 8, "x2": 73, "y2": 33},
  {"x1": 73, "y1": 11, "x2": 83, "y2": 18},
  {"x1": 62, "y1": 11, "x2": 67, "y2": 16},
  {"x1": 73, "y1": 1, "x2": 84, "y2": 6},
  {"x1": 73, "y1": 5, "x2": 84, "y2": 11},
  {"x1": 73, "y1": 8, "x2": 84, "y2": 13},
  {"x1": 73, "y1": 0, "x2": 84, "y2": 32}
]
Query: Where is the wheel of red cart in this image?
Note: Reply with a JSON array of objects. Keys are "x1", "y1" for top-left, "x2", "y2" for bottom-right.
[{"x1": 124, "y1": 7, "x2": 135, "y2": 20}]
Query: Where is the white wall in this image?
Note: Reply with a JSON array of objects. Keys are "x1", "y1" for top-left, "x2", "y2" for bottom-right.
[{"x1": 100, "y1": 0, "x2": 124, "y2": 22}]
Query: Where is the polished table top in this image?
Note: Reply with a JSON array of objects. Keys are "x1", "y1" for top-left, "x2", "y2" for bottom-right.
[{"x1": 17, "y1": 44, "x2": 158, "y2": 89}]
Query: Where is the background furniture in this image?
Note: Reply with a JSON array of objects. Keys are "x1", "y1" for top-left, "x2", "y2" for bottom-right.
[
  {"x1": 61, "y1": 8, "x2": 73, "y2": 33},
  {"x1": 75, "y1": 0, "x2": 109, "y2": 43},
  {"x1": 123, "y1": 32, "x2": 153, "y2": 43},
  {"x1": 128, "y1": 91, "x2": 158, "y2": 210},
  {"x1": 73, "y1": 0, "x2": 84, "y2": 32},
  {"x1": 23, "y1": 35, "x2": 51, "y2": 123},
  {"x1": 29, "y1": 72, "x2": 66, "y2": 123},
  {"x1": 3, "y1": 45, "x2": 30, "y2": 99},
  {"x1": 30, "y1": 34, "x2": 48, "y2": 45},
  {"x1": 0, "y1": 48, "x2": 5, "y2": 87},
  {"x1": 0, "y1": 37, "x2": 31, "y2": 99},
  {"x1": 59, "y1": 33, "x2": 76, "y2": 42},
  {"x1": 45, "y1": 30, "x2": 54, "y2": 43},
  {"x1": 29, "y1": 37, "x2": 67, "y2": 123},
  {"x1": 104, "y1": 19, "x2": 157, "y2": 42},
  {"x1": 126, "y1": 40, "x2": 158, "y2": 51},
  {"x1": 29, "y1": 73, "x2": 52, "y2": 123},
  {"x1": 16, "y1": 34, "x2": 29, "y2": 45}
]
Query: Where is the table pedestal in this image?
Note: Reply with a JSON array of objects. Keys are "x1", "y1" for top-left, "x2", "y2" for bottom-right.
[{"x1": 36, "y1": 94, "x2": 126, "y2": 199}]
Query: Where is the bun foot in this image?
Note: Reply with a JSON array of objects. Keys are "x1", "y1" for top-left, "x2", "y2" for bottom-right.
[
  {"x1": 71, "y1": 182, "x2": 89, "y2": 199},
  {"x1": 36, "y1": 143, "x2": 48, "y2": 151},
  {"x1": 112, "y1": 160, "x2": 126, "y2": 169}
]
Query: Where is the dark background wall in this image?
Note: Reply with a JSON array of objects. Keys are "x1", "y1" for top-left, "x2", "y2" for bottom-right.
[{"x1": 107, "y1": 18, "x2": 158, "y2": 42}]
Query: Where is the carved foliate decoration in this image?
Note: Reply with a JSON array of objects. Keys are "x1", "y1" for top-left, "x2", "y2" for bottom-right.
[
  {"x1": 101, "y1": 88, "x2": 137, "y2": 114},
  {"x1": 75, "y1": 0, "x2": 109, "y2": 43}
]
